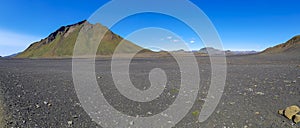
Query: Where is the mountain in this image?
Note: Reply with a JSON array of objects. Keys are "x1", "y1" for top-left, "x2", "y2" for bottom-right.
[
  {"x1": 4, "y1": 52, "x2": 21, "y2": 58},
  {"x1": 261, "y1": 35, "x2": 300, "y2": 55},
  {"x1": 225, "y1": 50, "x2": 258, "y2": 55},
  {"x1": 16, "y1": 20, "x2": 149, "y2": 58},
  {"x1": 198, "y1": 47, "x2": 224, "y2": 55},
  {"x1": 197, "y1": 47, "x2": 257, "y2": 56}
]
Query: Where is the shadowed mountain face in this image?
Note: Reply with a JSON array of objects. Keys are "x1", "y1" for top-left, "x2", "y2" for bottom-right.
[
  {"x1": 16, "y1": 20, "x2": 148, "y2": 58},
  {"x1": 261, "y1": 35, "x2": 300, "y2": 55}
]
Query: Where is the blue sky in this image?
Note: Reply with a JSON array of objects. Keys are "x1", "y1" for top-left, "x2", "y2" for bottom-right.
[{"x1": 0, "y1": 0, "x2": 299, "y2": 56}]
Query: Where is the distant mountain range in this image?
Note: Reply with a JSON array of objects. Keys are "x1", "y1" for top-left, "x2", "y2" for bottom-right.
[{"x1": 12, "y1": 20, "x2": 300, "y2": 58}]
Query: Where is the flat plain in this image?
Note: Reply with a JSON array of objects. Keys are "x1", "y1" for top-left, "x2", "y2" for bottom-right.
[{"x1": 0, "y1": 54, "x2": 299, "y2": 127}]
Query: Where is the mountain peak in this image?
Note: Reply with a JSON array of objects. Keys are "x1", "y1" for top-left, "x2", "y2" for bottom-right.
[{"x1": 15, "y1": 20, "x2": 145, "y2": 58}]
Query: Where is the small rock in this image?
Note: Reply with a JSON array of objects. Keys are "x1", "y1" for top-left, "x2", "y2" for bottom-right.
[
  {"x1": 278, "y1": 109, "x2": 284, "y2": 115},
  {"x1": 72, "y1": 115, "x2": 78, "y2": 118},
  {"x1": 255, "y1": 92, "x2": 265, "y2": 95},
  {"x1": 43, "y1": 101, "x2": 48, "y2": 105},
  {"x1": 284, "y1": 105, "x2": 300, "y2": 120},
  {"x1": 35, "y1": 104, "x2": 40, "y2": 108},
  {"x1": 129, "y1": 121, "x2": 134, "y2": 125},
  {"x1": 283, "y1": 80, "x2": 291, "y2": 83},
  {"x1": 147, "y1": 112, "x2": 152, "y2": 115},
  {"x1": 255, "y1": 112, "x2": 260, "y2": 115},
  {"x1": 246, "y1": 88, "x2": 253, "y2": 92},
  {"x1": 293, "y1": 115, "x2": 300, "y2": 124},
  {"x1": 292, "y1": 80, "x2": 296, "y2": 83},
  {"x1": 67, "y1": 121, "x2": 73, "y2": 125}
]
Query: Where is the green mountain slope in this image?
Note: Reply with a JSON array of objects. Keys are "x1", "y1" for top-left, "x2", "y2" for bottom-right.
[{"x1": 16, "y1": 20, "x2": 149, "y2": 58}]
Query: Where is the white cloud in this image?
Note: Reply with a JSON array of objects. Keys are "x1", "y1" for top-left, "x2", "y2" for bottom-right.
[
  {"x1": 167, "y1": 36, "x2": 172, "y2": 39},
  {"x1": 190, "y1": 40, "x2": 195, "y2": 43},
  {"x1": 0, "y1": 29, "x2": 41, "y2": 56},
  {"x1": 172, "y1": 39, "x2": 180, "y2": 43}
]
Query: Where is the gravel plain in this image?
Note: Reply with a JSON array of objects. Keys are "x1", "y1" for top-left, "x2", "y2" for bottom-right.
[{"x1": 0, "y1": 54, "x2": 299, "y2": 128}]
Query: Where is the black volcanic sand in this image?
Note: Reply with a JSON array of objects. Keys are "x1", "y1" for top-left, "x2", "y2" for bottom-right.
[{"x1": 0, "y1": 55, "x2": 299, "y2": 128}]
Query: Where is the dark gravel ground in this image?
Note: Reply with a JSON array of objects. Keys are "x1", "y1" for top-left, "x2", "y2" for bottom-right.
[{"x1": 0, "y1": 55, "x2": 299, "y2": 128}]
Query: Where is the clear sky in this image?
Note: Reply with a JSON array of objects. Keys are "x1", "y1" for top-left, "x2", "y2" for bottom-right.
[{"x1": 0, "y1": 0, "x2": 299, "y2": 56}]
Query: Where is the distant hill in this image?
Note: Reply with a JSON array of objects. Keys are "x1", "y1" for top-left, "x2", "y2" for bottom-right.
[
  {"x1": 197, "y1": 47, "x2": 257, "y2": 56},
  {"x1": 198, "y1": 47, "x2": 223, "y2": 55},
  {"x1": 225, "y1": 50, "x2": 258, "y2": 56},
  {"x1": 261, "y1": 35, "x2": 300, "y2": 55},
  {"x1": 4, "y1": 52, "x2": 21, "y2": 58},
  {"x1": 16, "y1": 20, "x2": 150, "y2": 58}
]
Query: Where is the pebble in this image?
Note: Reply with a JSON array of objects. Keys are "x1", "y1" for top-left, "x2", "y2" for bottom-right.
[
  {"x1": 129, "y1": 121, "x2": 134, "y2": 125},
  {"x1": 35, "y1": 104, "x2": 40, "y2": 108},
  {"x1": 255, "y1": 92, "x2": 265, "y2": 95},
  {"x1": 67, "y1": 121, "x2": 73, "y2": 125},
  {"x1": 72, "y1": 115, "x2": 79, "y2": 118}
]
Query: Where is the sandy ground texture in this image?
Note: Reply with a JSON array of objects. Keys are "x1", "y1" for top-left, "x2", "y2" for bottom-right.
[{"x1": 0, "y1": 54, "x2": 299, "y2": 128}]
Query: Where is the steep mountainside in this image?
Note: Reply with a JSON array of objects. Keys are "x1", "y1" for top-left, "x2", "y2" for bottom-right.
[
  {"x1": 16, "y1": 20, "x2": 148, "y2": 58},
  {"x1": 261, "y1": 35, "x2": 300, "y2": 55}
]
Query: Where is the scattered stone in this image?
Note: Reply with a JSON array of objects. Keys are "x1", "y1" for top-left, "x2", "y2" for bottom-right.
[
  {"x1": 284, "y1": 105, "x2": 300, "y2": 120},
  {"x1": 293, "y1": 115, "x2": 300, "y2": 124},
  {"x1": 129, "y1": 121, "x2": 134, "y2": 125},
  {"x1": 255, "y1": 92, "x2": 265, "y2": 95},
  {"x1": 283, "y1": 80, "x2": 291, "y2": 83},
  {"x1": 35, "y1": 104, "x2": 40, "y2": 108},
  {"x1": 43, "y1": 101, "x2": 48, "y2": 105},
  {"x1": 246, "y1": 88, "x2": 253, "y2": 92},
  {"x1": 147, "y1": 112, "x2": 152, "y2": 115},
  {"x1": 255, "y1": 112, "x2": 260, "y2": 115},
  {"x1": 72, "y1": 115, "x2": 79, "y2": 118},
  {"x1": 67, "y1": 121, "x2": 73, "y2": 125},
  {"x1": 292, "y1": 80, "x2": 296, "y2": 83}
]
